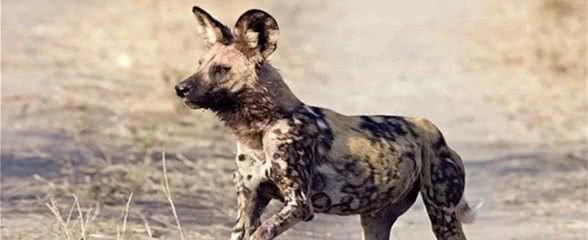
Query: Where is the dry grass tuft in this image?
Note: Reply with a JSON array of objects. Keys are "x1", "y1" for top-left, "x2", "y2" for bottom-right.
[
  {"x1": 44, "y1": 152, "x2": 190, "y2": 240},
  {"x1": 46, "y1": 194, "x2": 97, "y2": 240}
]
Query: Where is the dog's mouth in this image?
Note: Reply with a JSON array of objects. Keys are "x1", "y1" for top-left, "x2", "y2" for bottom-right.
[
  {"x1": 181, "y1": 89, "x2": 241, "y2": 112},
  {"x1": 183, "y1": 99, "x2": 202, "y2": 109}
]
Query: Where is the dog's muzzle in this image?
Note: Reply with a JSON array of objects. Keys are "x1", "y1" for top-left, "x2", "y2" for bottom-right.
[{"x1": 175, "y1": 82, "x2": 192, "y2": 98}]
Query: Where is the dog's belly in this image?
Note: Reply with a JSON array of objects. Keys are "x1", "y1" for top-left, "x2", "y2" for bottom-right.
[{"x1": 309, "y1": 153, "x2": 420, "y2": 215}]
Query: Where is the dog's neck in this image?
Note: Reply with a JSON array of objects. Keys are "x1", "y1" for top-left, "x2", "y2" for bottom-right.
[{"x1": 215, "y1": 63, "x2": 302, "y2": 149}]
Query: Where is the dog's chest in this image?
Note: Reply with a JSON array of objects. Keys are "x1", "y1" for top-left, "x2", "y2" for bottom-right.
[{"x1": 234, "y1": 143, "x2": 270, "y2": 189}]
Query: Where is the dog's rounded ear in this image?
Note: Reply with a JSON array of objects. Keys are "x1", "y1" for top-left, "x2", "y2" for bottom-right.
[
  {"x1": 192, "y1": 6, "x2": 233, "y2": 47},
  {"x1": 234, "y1": 9, "x2": 279, "y2": 61}
]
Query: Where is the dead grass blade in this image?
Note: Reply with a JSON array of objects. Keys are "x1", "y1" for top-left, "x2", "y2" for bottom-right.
[
  {"x1": 73, "y1": 194, "x2": 88, "y2": 240},
  {"x1": 117, "y1": 192, "x2": 134, "y2": 240},
  {"x1": 46, "y1": 199, "x2": 73, "y2": 240},
  {"x1": 139, "y1": 212, "x2": 154, "y2": 238},
  {"x1": 161, "y1": 152, "x2": 186, "y2": 240}
]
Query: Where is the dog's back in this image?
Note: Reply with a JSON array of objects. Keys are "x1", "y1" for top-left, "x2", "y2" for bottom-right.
[
  {"x1": 290, "y1": 105, "x2": 475, "y2": 238},
  {"x1": 294, "y1": 106, "x2": 421, "y2": 214}
]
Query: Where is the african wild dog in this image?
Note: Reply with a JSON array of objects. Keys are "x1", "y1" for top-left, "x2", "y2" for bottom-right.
[{"x1": 175, "y1": 7, "x2": 478, "y2": 240}]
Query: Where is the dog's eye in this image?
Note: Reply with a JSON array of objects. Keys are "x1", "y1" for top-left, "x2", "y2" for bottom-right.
[
  {"x1": 213, "y1": 65, "x2": 231, "y2": 75},
  {"x1": 198, "y1": 59, "x2": 203, "y2": 65}
]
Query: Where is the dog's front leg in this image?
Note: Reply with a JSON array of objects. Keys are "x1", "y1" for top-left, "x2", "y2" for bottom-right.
[
  {"x1": 249, "y1": 181, "x2": 314, "y2": 240},
  {"x1": 248, "y1": 154, "x2": 314, "y2": 240},
  {"x1": 231, "y1": 172, "x2": 271, "y2": 240},
  {"x1": 250, "y1": 122, "x2": 316, "y2": 240}
]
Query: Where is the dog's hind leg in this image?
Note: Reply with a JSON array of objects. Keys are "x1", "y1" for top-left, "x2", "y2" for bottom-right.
[
  {"x1": 420, "y1": 144, "x2": 470, "y2": 240},
  {"x1": 360, "y1": 181, "x2": 420, "y2": 240},
  {"x1": 360, "y1": 213, "x2": 394, "y2": 240}
]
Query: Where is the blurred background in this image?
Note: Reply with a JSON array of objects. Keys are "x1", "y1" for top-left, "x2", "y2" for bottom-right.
[{"x1": 1, "y1": 0, "x2": 586, "y2": 239}]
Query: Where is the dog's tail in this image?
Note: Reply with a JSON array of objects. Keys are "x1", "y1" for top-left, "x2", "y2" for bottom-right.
[
  {"x1": 411, "y1": 117, "x2": 477, "y2": 239},
  {"x1": 456, "y1": 196, "x2": 483, "y2": 224}
]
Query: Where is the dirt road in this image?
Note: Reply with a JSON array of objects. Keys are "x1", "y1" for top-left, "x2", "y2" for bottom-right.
[{"x1": 2, "y1": 0, "x2": 586, "y2": 239}]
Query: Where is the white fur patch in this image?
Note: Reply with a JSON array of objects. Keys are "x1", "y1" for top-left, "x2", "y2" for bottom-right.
[
  {"x1": 235, "y1": 143, "x2": 271, "y2": 188},
  {"x1": 293, "y1": 118, "x2": 303, "y2": 125},
  {"x1": 195, "y1": 17, "x2": 218, "y2": 45},
  {"x1": 317, "y1": 119, "x2": 329, "y2": 130},
  {"x1": 305, "y1": 106, "x2": 319, "y2": 117},
  {"x1": 245, "y1": 31, "x2": 259, "y2": 48},
  {"x1": 460, "y1": 199, "x2": 483, "y2": 224},
  {"x1": 305, "y1": 106, "x2": 330, "y2": 130},
  {"x1": 455, "y1": 195, "x2": 484, "y2": 224},
  {"x1": 276, "y1": 158, "x2": 288, "y2": 170},
  {"x1": 267, "y1": 29, "x2": 279, "y2": 43},
  {"x1": 204, "y1": 27, "x2": 218, "y2": 44},
  {"x1": 444, "y1": 157, "x2": 457, "y2": 166}
]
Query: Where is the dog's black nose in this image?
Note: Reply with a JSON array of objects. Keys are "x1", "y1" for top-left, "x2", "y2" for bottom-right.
[{"x1": 175, "y1": 84, "x2": 191, "y2": 98}]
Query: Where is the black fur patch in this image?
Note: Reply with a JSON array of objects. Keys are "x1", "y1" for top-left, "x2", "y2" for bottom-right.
[
  {"x1": 310, "y1": 173, "x2": 326, "y2": 191},
  {"x1": 193, "y1": 87, "x2": 242, "y2": 112},
  {"x1": 300, "y1": 106, "x2": 335, "y2": 153},
  {"x1": 358, "y1": 116, "x2": 399, "y2": 141},
  {"x1": 311, "y1": 192, "x2": 332, "y2": 211},
  {"x1": 427, "y1": 158, "x2": 465, "y2": 208}
]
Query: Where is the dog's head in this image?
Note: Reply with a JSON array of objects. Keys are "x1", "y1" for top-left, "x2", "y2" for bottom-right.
[{"x1": 175, "y1": 7, "x2": 279, "y2": 112}]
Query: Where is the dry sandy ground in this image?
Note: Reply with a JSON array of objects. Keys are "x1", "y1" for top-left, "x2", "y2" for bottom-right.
[{"x1": 1, "y1": 0, "x2": 587, "y2": 239}]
